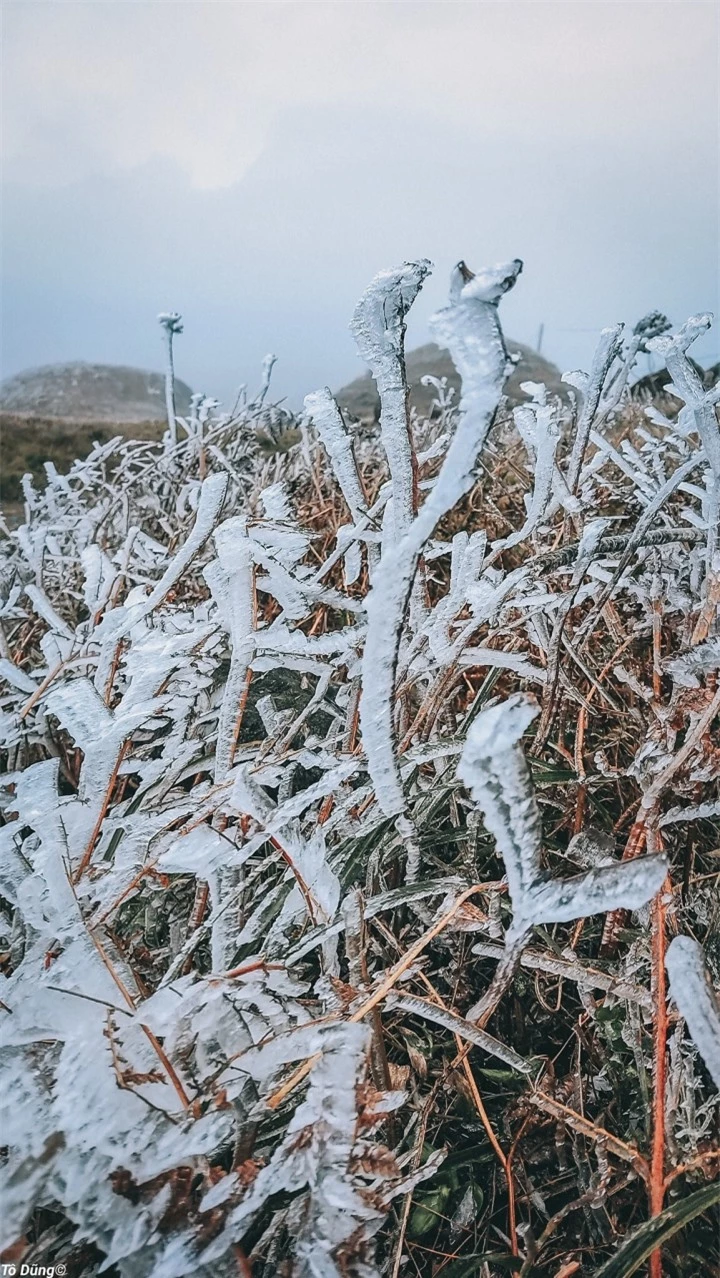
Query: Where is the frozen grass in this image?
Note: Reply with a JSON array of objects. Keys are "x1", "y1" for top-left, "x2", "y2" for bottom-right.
[{"x1": 0, "y1": 260, "x2": 718, "y2": 1277}]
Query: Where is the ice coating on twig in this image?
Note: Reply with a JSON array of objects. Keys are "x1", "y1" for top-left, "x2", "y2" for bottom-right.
[
  {"x1": 361, "y1": 258, "x2": 523, "y2": 822},
  {"x1": 494, "y1": 388, "x2": 563, "y2": 549},
  {"x1": 100, "y1": 470, "x2": 228, "y2": 641},
  {"x1": 351, "y1": 260, "x2": 431, "y2": 539},
  {"x1": 648, "y1": 314, "x2": 720, "y2": 563},
  {"x1": 199, "y1": 1020, "x2": 438, "y2": 1273},
  {"x1": 564, "y1": 324, "x2": 624, "y2": 494},
  {"x1": 666, "y1": 935, "x2": 720, "y2": 1089},
  {"x1": 204, "y1": 515, "x2": 255, "y2": 782},
  {"x1": 304, "y1": 389, "x2": 366, "y2": 523},
  {"x1": 304, "y1": 387, "x2": 370, "y2": 583},
  {"x1": 457, "y1": 693, "x2": 543, "y2": 908},
  {"x1": 458, "y1": 693, "x2": 667, "y2": 928},
  {"x1": 386, "y1": 993, "x2": 532, "y2": 1073},
  {"x1": 430, "y1": 259, "x2": 520, "y2": 451}
]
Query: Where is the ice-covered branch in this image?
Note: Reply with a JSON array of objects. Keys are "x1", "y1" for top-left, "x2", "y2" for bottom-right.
[
  {"x1": 204, "y1": 515, "x2": 255, "y2": 782},
  {"x1": 458, "y1": 693, "x2": 666, "y2": 930},
  {"x1": 666, "y1": 935, "x2": 720, "y2": 1090},
  {"x1": 648, "y1": 314, "x2": 720, "y2": 563},
  {"x1": 350, "y1": 260, "x2": 431, "y2": 540},
  {"x1": 493, "y1": 385, "x2": 563, "y2": 549},
  {"x1": 304, "y1": 387, "x2": 371, "y2": 583},
  {"x1": 361, "y1": 259, "x2": 523, "y2": 822},
  {"x1": 564, "y1": 323, "x2": 624, "y2": 495},
  {"x1": 158, "y1": 310, "x2": 183, "y2": 448},
  {"x1": 102, "y1": 470, "x2": 228, "y2": 640}
]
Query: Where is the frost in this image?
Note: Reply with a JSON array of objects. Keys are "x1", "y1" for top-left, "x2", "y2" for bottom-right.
[
  {"x1": 204, "y1": 514, "x2": 254, "y2": 781},
  {"x1": 493, "y1": 389, "x2": 563, "y2": 549},
  {"x1": 304, "y1": 388, "x2": 370, "y2": 584},
  {"x1": 458, "y1": 693, "x2": 667, "y2": 1022},
  {"x1": 199, "y1": 1021, "x2": 439, "y2": 1276},
  {"x1": 664, "y1": 637, "x2": 720, "y2": 688},
  {"x1": 648, "y1": 314, "x2": 720, "y2": 563}
]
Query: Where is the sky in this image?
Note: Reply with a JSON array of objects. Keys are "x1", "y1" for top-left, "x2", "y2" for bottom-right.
[{"x1": 2, "y1": 0, "x2": 718, "y2": 409}]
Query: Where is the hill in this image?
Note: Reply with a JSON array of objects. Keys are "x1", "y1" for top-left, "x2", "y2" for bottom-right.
[
  {"x1": 334, "y1": 339, "x2": 566, "y2": 422},
  {"x1": 0, "y1": 362, "x2": 193, "y2": 502},
  {"x1": 0, "y1": 361, "x2": 193, "y2": 422}
]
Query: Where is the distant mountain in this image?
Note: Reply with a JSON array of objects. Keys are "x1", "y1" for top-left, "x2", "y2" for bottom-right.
[
  {"x1": 630, "y1": 360, "x2": 718, "y2": 403},
  {"x1": 0, "y1": 362, "x2": 193, "y2": 423},
  {"x1": 0, "y1": 362, "x2": 194, "y2": 505},
  {"x1": 334, "y1": 341, "x2": 567, "y2": 423}
]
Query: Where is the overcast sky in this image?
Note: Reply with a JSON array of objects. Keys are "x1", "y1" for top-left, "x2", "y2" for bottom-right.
[{"x1": 2, "y1": 1, "x2": 718, "y2": 408}]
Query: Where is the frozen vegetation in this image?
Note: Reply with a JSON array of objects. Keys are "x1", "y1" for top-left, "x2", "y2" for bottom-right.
[{"x1": 0, "y1": 257, "x2": 718, "y2": 1276}]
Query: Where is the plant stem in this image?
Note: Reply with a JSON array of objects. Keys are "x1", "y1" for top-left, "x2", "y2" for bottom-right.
[{"x1": 649, "y1": 862, "x2": 670, "y2": 1278}]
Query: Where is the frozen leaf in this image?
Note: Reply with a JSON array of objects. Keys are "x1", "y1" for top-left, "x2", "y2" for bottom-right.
[
  {"x1": 458, "y1": 693, "x2": 667, "y2": 928},
  {"x1": 666, "y1": 935, "x2": 720, "y2": 1090}
]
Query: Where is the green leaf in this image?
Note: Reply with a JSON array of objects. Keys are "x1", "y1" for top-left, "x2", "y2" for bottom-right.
[
  {"x1": 595, "y1": 1182, "x2": 720, "y2": 1278},
  {"x1": 408, "y1": 1184, "x2": 452, "y2": 1237}
]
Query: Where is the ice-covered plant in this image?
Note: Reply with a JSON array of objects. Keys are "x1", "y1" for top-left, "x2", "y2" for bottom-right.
[
  {"x1": 0, "y1": 252, "x2": 717, "y2": 1276},
  {"x1": 458, "y1": 693, "x2": 667, "y2": 1022},
  {"x1": 360, "y1": 258, "x2": 524, "y2": 830},
  {"x1": 158, "y1": 311, "x2": 184, "y2": 447}
]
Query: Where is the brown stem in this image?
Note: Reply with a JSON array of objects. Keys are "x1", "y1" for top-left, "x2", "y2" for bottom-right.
[
  {"x1": 418, "y1": 971, "x2": 518, "y2": 1254},
  {"x1": 470, "y1": 929, "x2": 529, "y2": 1029},
  {"x1": 72, "y1": 742, "x2": 129, "y2": 884},
  {"x1": 266, "y1": 885, "x2": 486, "y2": 1110},
  {"x1": 649, "y1": 861, "x2": 670, "y2": 1278}
]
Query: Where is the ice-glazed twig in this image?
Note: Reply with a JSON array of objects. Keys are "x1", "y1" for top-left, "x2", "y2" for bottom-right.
[
  {"x1": 386, "y1": 992, "x2": 532, "y2": 1073},
  {"x1": 666, "y1": 935, "x2": 720, "y2": 1089},
  {"x1": 648, "y1": 314, "x2": 720, "y2": 565},
  {"x1": 304, "y1": 389, "x2": 367, "y2": 523},
  {"x1": 204, "y1": 516, "x2": 255, "y2": 782},
  {"x1": 304, "y1": 387, "x2": 373, "y2": 583},
  {"x1": 106, "y1": 471, "x2": 228, "y2": 640},
  {"x1": 158, "y1": 311, "x2": 183, "y2": 448},
  {"x1": 350, "y1": 260, "x2": 432, "y2": 539},
  {"x1": 564, "y1": 323, "x2": 624, "y2": 495},
  {"x1": 361, "y1": 259, "x2": 523, "y2": 822},
  {"x1": 458, "y1": 693, "x2": 667, "y2": 1022},
  {"x1": 492, "y1": 386, "x2": 562, "y2": 551}
]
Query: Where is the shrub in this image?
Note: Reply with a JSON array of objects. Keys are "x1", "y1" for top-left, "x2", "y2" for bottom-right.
[{"x1": 0, "y1": 259, "x2": 718, "y2": 1277}]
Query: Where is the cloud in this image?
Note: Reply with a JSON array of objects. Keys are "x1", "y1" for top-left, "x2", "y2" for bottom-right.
[
  {"x1": 2, "y1": 2, "x2": 717, "y2": 401},
  {"x1": 3, "y1": 2, "x2": 716, "y2": 189}
]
